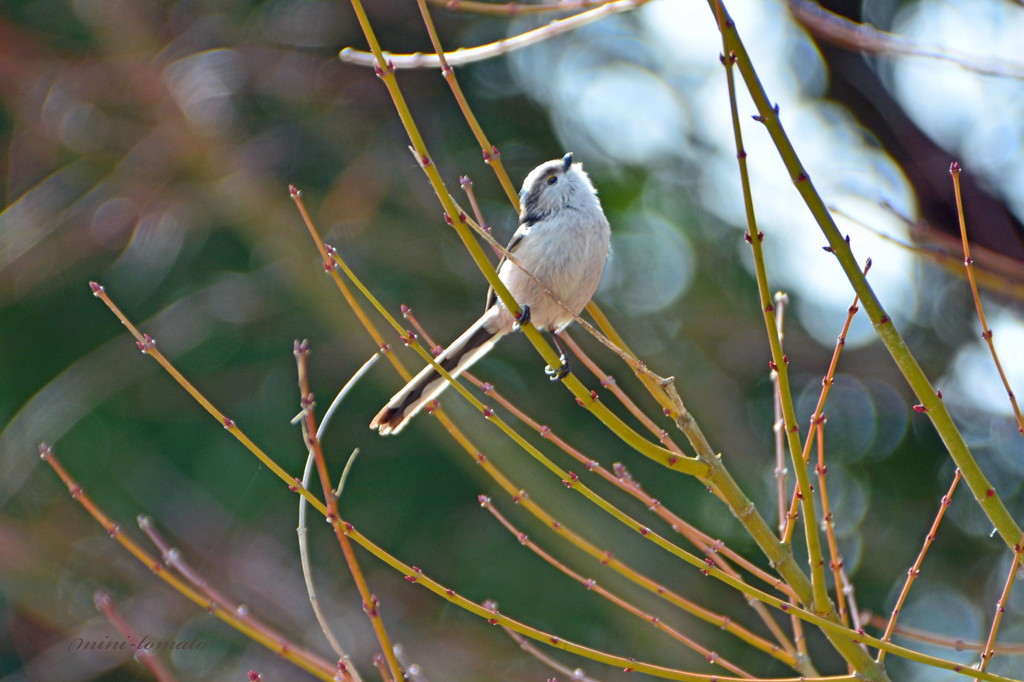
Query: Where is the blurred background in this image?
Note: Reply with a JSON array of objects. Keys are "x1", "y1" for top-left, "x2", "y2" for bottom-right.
[{"x1": 1, "y1": 0, "x2": 1023, "y2": 679}]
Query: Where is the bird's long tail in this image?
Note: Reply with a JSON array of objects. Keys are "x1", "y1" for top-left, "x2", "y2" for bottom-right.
[{"x1": 370, "y1": 315, "x2": 503, "y2": 435}]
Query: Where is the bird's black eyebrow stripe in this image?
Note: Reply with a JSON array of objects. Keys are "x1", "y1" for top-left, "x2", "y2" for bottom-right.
[
  {"x1": 520, "y1": 161, "x2": 566, "y2": 217},
  {"x1": 521, "y1": 185, "x2": 543, "y2": 219}
]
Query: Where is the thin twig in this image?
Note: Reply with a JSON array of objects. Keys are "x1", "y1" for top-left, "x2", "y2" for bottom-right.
[
  {"x1": 500, "y1": 624, "x2": 604, "y2": 682},
  {"x1": 39, "y1": 445, "x2": 340, "y2": 680},
  {"x1": 294, "y1": 341, "x2": 403, "y2": 680},
  {"x1": 137, "y1": 516, "x2": 348, "y2": 677},
  {"x1": 296, "y1": 351, "x2": 380, "y2": 674},
  {"x1": 94, "y1": 590, "x2": 177, "y2": 682},
  {"x1": 814, "y1": 425, "x2": 849, "y2": 628},
  {"x1": 458, "y1": 175, "x2": 502, "y2": 258},
  {"x1": 833, "y1": 204, "x2": 1024, "y2": 300},
  {"x1": 782, "y1": 262, "x2": 869, "y2": 544},
  {"x1": 330, "y1": 240, "x2": 704, "y2": 475},
  {"x1": 340, "y1": 1, "x2": 645, "y2": 69},
  {"x1": 43, "y1": 441, "x2": 1017, "y2": 680},
  {"x1": 346, "y1": 0, "x2": 695, "y2": 471},
  {"x1": 877, "y1": 469, "x2": 962, "y2": 662},
  {"x1": 414, "y1": 0, "x2": 519, "y2": 205},
  {"x1": 558, "y1": 330, "x2": 686, "y2": 455},
  {"x1": 88, "y1": 282, "x2": 324, "y2": 510},
  {"x1": 431, "y1": 0, "x2": 615, "y2": 16},
  {"x1": 403, "y1": 303, "x2": 802, "y2": 663},
  {"x1": 865, "y1": 608, "x2": 1024, "y2": 655},
  {"x1": 716, "y1": 0, "x2": 833, "y2": 640},
  {"x1": 773, "y1": 295, "x2": 789, "y2": 538},
  {"x1": 481, "y1": 498, "x2": 755, "y2": 678},
  {"x1": 712, "y1": 0, "x2": 1023, "y2": 552},
  {"x1": 949, "y1": 162, "x2": 1024, "y2": 435},
  {"x1": 713, "y1": 1, "x2": 882, "y2": 678},
  {"x1": 790, "y1": 0, "x2": 1024, "y2": 80},
  {"x1": 402, "y1": 307, "x2": 801, "y2": 667},
  {"x1": 975, "y1": 537, "x2": 1024, "y2": 678}
]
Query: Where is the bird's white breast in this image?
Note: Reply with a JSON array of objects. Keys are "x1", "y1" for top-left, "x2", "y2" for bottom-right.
[{"x1": 496, "y1": 208, "x2": 610, "y2": 332}]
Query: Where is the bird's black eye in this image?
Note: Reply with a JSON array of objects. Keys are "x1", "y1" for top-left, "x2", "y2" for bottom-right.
[{"x1": 546, "y1": 175, "x2": 558, "y2": 185}]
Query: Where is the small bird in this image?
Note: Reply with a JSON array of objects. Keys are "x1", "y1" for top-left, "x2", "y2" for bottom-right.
[{"x1": 370, "y1": 153, "x2": 611, "y2": 435}]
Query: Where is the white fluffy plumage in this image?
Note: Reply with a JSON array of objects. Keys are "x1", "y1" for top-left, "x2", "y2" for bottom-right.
[{"x1": 370, "y1": 153, "x2": 611, "y2": 435}]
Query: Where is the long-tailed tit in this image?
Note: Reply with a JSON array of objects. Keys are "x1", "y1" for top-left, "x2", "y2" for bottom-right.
[{"x1": 370, "y1": 153, "x2": 611, "y2": 435}]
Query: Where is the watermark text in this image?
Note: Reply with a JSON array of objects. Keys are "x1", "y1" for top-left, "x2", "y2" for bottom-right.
[{"x1": 67, "y1": 635, "x2": 206, "y2": 655}]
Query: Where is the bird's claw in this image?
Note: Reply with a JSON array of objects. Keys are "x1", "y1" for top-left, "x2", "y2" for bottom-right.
[
  {"x1": 544, "y1": 354, "x2": 571, "y2": 381},
  {"x1": 512, "y1": 305, "x2": 531, "y2": 332}
]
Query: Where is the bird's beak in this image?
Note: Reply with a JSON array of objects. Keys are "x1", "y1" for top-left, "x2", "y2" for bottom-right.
[{"x1": 562, "y1": 152, "x2": 573, "y2": 171}]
